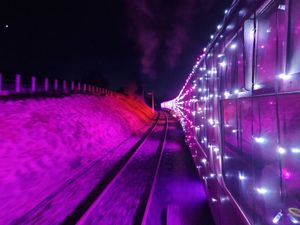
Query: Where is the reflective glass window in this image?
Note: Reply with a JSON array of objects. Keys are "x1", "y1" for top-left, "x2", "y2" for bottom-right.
[
  {"x1": 221, "y1": 31, "x2": 244, "y2": 93},
  {"x1": 222, "y1": 99, "x2": 239, "y2": 195},
  {"x1": 244, "y1": 19, "x2": 255, "y2": 90},
  {"x1": 280, "y1": 0, "x2": 300, "y2": 92},
  {"x1": 278, "y1": 94, "x2": 300, "y2": 224},
  {"x1": 255, "y1": 1, "x2": 285, "y2": 89},
  {"x1": 222, "y1": 96, "x2": 282, "y2": 225},
  {"x1": 288, "y1": 0, "x2": 300, "y2": 75}
]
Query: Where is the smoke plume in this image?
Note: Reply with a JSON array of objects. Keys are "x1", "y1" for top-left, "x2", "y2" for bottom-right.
[{"x1": 124, "y1": 0, "x2": 198, "y2": 78}]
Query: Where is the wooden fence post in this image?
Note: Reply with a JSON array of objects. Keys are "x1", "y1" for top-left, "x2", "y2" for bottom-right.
[
  {"x1": 0, "y1": 73, "x2": 2, "y2": 93},
  {"x1": 63, "y1": 80, "x2": 67, "y2": 92},
  {"x1": 31, "y1": 76, "x2": 36, "y2": 93},
  {"x1": 16, "y1": 74, "x2": 21, "y2": 93},
  {"x1": 45, "y1": 78, "x2": 49, "y2": 92},
  {"x1": 71, "y1": 81, "x2": 75, "y2": 91},
  {"x1": 54, "y1": 79, "x2": 58, "y2": 91}
]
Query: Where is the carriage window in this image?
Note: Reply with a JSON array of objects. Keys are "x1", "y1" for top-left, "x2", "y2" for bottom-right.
[
  {"x1": 244, "y1": 19, "x2": 255, "y2": 90},
  {"x1": 222, "y1": 99, "x2": 239, "y2": 195},
  {"x1": 222, "y1": 32, "x2": 244, "y2": 93},
  {"x1": 223, "y1": 96, "x2": 282, "y2": 225},
  {"x1": 288, "y1": 0, "x2": 300, "y2": 75},
  {"x1": 278, "y1": 94, "x2": 300, "y2": 224},
  {"x1": 255, "y1": 1, "x2": 285, "y2": 88}
]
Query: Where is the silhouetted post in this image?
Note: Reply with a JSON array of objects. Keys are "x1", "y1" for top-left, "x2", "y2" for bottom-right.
[
  {"x1": 77, "y1": 82, "x2": 81, "y2": 91},
  {"x1": 83, "y1": 84, "x2": 86, "y2": 92},
  {"x1": 31, "y1": 76, "x2": 36, "y2": 93},
  {"x1": 88, "y1": 84, "x2": 91, "y2": 93},
  {"x1": 92, "y1": 85, "x2": 95, "y2": 93},
  {"x1": 0, "y1": 73, "x2": 2, "y2": 93},
  {"x1": 16, "y1": 74, "x2": 21, "y2": 93},
  {"x1": 63, "y1": 80, "x2": 67, "y2": 92},
  {"x1": 71, "y1": 81, "x2": 75, "y2": 91},
  {"x1": 147, "y1": 91, "x2": 155, "y2": 112},
  {"x1": 45, "y1": 78, "x2": 49, "y2": 92},
  {"x1": 54, "y1": 79, "x2": 58, "y2": 92}
]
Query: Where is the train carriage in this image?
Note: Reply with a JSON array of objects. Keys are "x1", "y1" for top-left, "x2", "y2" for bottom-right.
[{"x1": 162, "y1": 0, "x2": 300, "y2": 224}]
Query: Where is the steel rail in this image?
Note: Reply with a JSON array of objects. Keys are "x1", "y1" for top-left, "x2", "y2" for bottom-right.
[{"x1": 62, "y1": 112, "x2": 162, "y2": 225}]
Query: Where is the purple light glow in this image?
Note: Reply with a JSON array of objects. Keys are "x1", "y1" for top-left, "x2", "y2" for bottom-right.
[
  {"x1": 161, "y1": 1, "x2": 300, "y2": 224},
  {"x1": 0, "y1": 94, "x2": 155, "y2": 224},
  {"x1": 282, "y1": 169, "x2": 292, "y2": 180}
]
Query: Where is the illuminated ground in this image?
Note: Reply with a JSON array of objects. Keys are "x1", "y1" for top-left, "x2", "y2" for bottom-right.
[{"x1": 0, "y1": 94, "x2": 155, "y2": 224}]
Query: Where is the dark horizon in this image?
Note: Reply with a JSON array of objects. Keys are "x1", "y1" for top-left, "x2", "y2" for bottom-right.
[{"x1": 0, "y1": 0, "x2": 232, "y2": 101}]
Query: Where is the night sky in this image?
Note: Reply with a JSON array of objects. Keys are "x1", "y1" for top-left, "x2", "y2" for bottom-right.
[{"x1": 0, "y1": 0, "x2": 232, "y2": 101}]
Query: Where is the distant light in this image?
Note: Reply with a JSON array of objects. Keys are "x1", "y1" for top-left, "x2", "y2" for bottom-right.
[
  {"x1": 220, "y1": 61, "x2": 226, "y2": 67},
  {"x1": 282, "y1": 168, "x2": 292, "y2": 180},
  {"x1": 211, "y1": 198, "x2": 218, "y2": 202},
  {"x1": 224, "y1": 91, "x2": 230, "y2": 98},
  {"x1": 224, "y1": 9, "x2": 228, "y2": 14},
  {"x1": 210, "y1": 35, "x2": 214, "y2": 39},
  {"x1": 223, "y1": 155, "x2": 230, "y2": 160},
  {"x1": 201, "y1": 158, "x2": 207, "y2": 164},
  {"x1": 256, "y1": 187, "x2": 268, "y2": 195},
  {"x1": 217, "y1": 24, "x2": 222, "y2": 30},
  {"x1": 254, "y1": 84, "x2": 261, "y2": 90},
  {"x1": 203, "y1": 47, "x2": 207, "y2": 52},
  {"x1": 238, "y1": 9, "x2": 246, "y2": 17},
  {"x1": 234, "y1": 89, "x2": 239, "y2": 94},
  {"x1": 213, "y1": 147, "x2": 219, "y2": 153},
  {"x1": 254, "y1": 136, "x2": 266, "y2": 144},
  {"x1": 5, "y1": 24, "x2": 8, "y2": 28},
  {"x1": 278, "y1": 4, "x2": 286, "y2": 10},
  {"x1": 238, "y1": 172, "x2": 247, "y2": 180},
  {"x1": 278, "y1": 146, "x2": 286, "y2": 154},
  {"x1": 230, "y1": 43, "x2": 237, "y2": 49},
  {"x1": 217, "y1": 54, "x2": 224, "y2": 58},
  {"x1": 210, "y1": 173, "x2": 216, "y2": 178},
  {"x1": 291, "y1": 148, "x2": 300, "y2": 153},
  {"x1": 220, "y1": 196, "x2": 230, "y2": 203},
  {"x1": 232, "y1": 129, "x2": 238, "y2": 133},
  {"x1": 278, "y1": 73, "x2": 292, "y2": 80}
]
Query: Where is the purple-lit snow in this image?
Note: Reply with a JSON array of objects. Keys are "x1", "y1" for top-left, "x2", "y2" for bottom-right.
[{"x1": 0, "y1": 94, "x2": 155, "y2": 224}]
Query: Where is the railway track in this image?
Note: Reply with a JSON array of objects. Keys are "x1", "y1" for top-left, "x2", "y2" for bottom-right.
[
  {"x1": 13, "y1": 112, "x2": 169, "y2": 225},
  {"x1": 66, "y1": 112, "x2": 168, "y2": 225}
]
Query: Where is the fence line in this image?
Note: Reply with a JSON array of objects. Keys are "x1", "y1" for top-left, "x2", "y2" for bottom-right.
[{"x1": 0, "y1": 73, "x2": 113, "y2": 97}]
